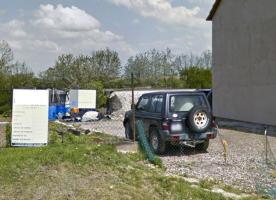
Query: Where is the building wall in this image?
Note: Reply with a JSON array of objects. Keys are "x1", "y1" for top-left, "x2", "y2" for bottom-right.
[{"x1": 212, "y1": 0, "x2": 276, "y2": 125}]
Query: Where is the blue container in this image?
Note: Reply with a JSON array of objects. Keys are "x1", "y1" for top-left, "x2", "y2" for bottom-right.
[
  {"x1": 65, "y1": 104, "x2": 71, "y2": 113},
  {"x1": 49, "y1": 106, "x2": 57, "y2": 121},
  {"x1": 56, "y1": 105, "x2": 66, "y2": 118}
]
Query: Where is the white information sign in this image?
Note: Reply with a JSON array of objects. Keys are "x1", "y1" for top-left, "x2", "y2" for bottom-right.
[
  {"x1": 69, "y1": 90, "x2": 96, "y2": 109},
  {"x1": 11, "y1": 89, "x2": 49, "y2": 146}
]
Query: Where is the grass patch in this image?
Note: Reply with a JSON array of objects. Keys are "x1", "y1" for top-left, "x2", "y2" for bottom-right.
[
  {"x1": 0, "y1": 122, "x2": 266, "y2": 199},
  {"x1": 199, "y1": 178, "x2": 220, "y2": 190},
  {"x1": 0, "y1": 141, "x2": 229, "y2": 200},
  {"x1": 0, "y1": 112, "x2": 11, "y2": 123},
  {"x1": 199, "y1": 178, "x2": 249, "y2": 195},
  {"x1": 5, "y1": 123, "x2": 11, "y2": 147},
  {"x1": 222, "y1": 184, "x2": 243, "y2": 195},
  {"x1": 48, "y1": 122, "x2": 126, "y2": 145}
]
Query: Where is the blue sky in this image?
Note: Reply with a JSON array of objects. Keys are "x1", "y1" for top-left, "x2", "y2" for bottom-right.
[{"x1": 0, "y1": 0, "x2": 215, "y2": 73}]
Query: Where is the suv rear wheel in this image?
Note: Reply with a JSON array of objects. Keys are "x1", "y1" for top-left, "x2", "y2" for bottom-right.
[{"x1": 149, "y1": 128, "x2": 166, "y2": 154}]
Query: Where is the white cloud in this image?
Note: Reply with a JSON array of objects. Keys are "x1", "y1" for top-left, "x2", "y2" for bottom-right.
[
  {"x1": 110, "y1": 0, "x2": 204, "y2": 26},
  {"x1": 0, "y1": 4, "x2": 134, "y2": 72},
  {"x1": 33, "y1": 4, "x2": 100, "y2": 32},
  {"x1": 187, "y1": 0, "x2": 215, "y2": 5},
  {"x1": 31, "y1": 4, "x2": 134, "y2": 55},
  {"x1": 2, "y1": 20, "x2": 27, "y2": 39}
]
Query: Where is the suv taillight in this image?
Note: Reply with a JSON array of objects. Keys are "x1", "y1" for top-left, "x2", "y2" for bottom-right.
[
  {"x1": 211, "y1": 119, "x2": 217, "y2": 128},
  {"x1": 161, "y1": 119, "x2": 170, "y2": 130}
]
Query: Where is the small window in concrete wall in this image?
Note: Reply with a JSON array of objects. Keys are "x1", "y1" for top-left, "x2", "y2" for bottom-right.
[{"x1": 11, "y1": 89, "x2": 49, "y2": 147}]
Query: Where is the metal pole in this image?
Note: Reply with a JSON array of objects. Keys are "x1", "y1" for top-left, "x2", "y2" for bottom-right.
[
  {"x1": 52, "y1": 88, "x2": 55, "y2": 104},
  {"x1": 265, "y1": 128, "x2": 268, "y2": 164},
  {"x1": 131, "y1": 73, "x2": 136, "y2": 142}
]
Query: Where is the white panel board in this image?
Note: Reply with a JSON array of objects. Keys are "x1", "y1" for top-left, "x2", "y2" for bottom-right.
[
  {"x1": 69, "y1": 90, "x2": 96, "y2": 109},
  {"x1": 11, "y1": 89, "x2": 49, "y2": 146},
  {"x1": 78, "y1": 90, "x2": 96, "y2": 109}
]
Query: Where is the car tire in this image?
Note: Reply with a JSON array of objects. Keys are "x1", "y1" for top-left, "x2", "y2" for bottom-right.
[
  {"x1": 195, "y1": 140, "x2": 209, "y2": 151},
  {"x1": 125, "y1": 122, "x2": 134, "y2": 140},
  {"x1": 149, "y1": 128, "x2": 166, "y2": 155},
  {"x1": 187, "y1": 106, "x2": 211, "y2": 133}
]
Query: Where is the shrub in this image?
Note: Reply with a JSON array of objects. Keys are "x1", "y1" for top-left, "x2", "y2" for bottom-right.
[{"x1": 5, "y1": 123, "x2": 11, "y2": 147}]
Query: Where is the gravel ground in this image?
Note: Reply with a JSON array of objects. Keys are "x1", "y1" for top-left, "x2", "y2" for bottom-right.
[
  {"x1": 80, "y1": 119, "x2": 125, "y2": 138},
  {"x1": 80, "y1": 120, "x2": 276, "y2": 193},
  {"x1": 162, "y1": 129, "x2": 276, "y2": 192}
]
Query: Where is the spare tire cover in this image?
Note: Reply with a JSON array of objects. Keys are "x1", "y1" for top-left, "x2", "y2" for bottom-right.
[{"x1": 187, "y1": 106, "x2": 211, "y2": 133}]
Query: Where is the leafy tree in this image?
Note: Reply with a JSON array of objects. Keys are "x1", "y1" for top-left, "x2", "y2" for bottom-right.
[
  {"x1": 0, "y1": 41, "x2": 35, "y2": 113},
  {"x1": 174, "y1": 50, "x2": 212, "y2": 72},
  {"x1": 40, "y1": 48, "x2": 121, "y2": 89},
  {"x1": 90, "y1": 48, "x2": 121, "y2": 80},
  {"x1": 124, "y1": 49, "x2": 212, "y2": 89},
  {"x1": 0, "y1": 40, "x2": 13, "y2": 71},
  {"x1": 180, "y1": 66, "x2": 212, "y2": 89},
  {"x1": 124, "y1": 48, "x2": 177, "y2": 87}
]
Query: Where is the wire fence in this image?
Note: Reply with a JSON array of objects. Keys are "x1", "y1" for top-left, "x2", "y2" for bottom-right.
[{"x1": 0, "y1": 88, "x2": 276, "y2": 198}]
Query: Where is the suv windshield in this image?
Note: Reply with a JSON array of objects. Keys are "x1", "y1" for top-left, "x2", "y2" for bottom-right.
[{"x1": 170, "y1": 95, "x2": 206, "y2": 112}]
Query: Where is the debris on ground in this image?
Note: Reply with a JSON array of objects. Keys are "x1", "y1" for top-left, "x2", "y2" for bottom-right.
[{"x1": 81, "y1": 111, "x2": 99, "y2": 122}]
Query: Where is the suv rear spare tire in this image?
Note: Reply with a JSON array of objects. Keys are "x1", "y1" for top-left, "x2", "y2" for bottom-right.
[{"x1": 187, "y1": 106, "x2": 211, "y2": 133}]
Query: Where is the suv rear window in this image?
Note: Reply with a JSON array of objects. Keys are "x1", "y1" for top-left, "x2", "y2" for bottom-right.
[{"x1": 169, "y1": 95, "x2": 206, "y2": 112}]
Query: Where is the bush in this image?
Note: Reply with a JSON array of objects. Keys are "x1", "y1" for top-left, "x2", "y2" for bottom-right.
[
  {"x1": 180, "y1": 66, "x2": 212, "y2": 89},
  {"x1": 5, "y1": 123, "x2": 11, "y2": 147}
]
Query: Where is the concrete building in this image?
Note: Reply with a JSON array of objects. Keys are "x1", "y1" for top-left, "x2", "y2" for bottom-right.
[{"x1": 207, "y1": 0, "x2": 276, "y2": 126}]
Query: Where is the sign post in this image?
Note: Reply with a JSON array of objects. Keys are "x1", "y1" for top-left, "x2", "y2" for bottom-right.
[{"x1": 11, "y1": 89, "x2": 49, "y2": 147}]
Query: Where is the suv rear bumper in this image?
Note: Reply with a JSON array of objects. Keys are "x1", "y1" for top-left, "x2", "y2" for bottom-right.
[{"x1": 162, "y1": 128, "x2": 218, "y2": 142}]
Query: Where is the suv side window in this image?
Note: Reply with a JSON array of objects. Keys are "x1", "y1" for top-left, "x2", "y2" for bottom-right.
[
  {"x1": 136, "y1": 95, "x2": 150, "y2": 111},
  {"x1": 149, "y1": 95, "x2": 164, "y2": 113}
]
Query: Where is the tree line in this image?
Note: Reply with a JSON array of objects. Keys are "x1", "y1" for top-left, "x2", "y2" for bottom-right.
[{"x1": 0, "y1": 40, "x2": 212, "y2": 113}]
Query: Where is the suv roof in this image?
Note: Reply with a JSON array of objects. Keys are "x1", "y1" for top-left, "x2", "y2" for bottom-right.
[{"x1": 141, "y1": 91, "x2": 207, "y2": 96}]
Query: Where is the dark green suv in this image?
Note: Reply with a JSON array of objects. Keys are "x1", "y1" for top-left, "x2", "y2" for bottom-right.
[{"x1": 123, "y1": 91, "x2": 217, "y2": 154}]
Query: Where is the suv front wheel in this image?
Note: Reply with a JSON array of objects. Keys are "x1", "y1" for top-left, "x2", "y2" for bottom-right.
[
  {"x1": 125, "y1": 122, "x2": 134, "y2": 140},
  {"x1": 149, "y1": 128, "x2": 166, "y2": 154}
]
